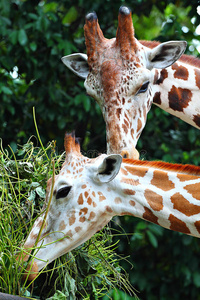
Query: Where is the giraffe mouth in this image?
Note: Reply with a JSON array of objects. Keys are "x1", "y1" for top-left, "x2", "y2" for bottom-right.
[{"x1": 23, "y1": 260, "x2": 39, "y2": 281}]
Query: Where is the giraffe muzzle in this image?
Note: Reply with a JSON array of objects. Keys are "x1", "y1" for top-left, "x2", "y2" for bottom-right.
[{"x1": 23, "y1": 260, "x2": 39, "y2": 281}]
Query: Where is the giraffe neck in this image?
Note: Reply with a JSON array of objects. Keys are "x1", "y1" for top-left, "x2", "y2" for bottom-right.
[
  {"x1": 109, "y1": 160, "x2": 200, "y2": 238},
  {"x1": 142, "y1": 40, "x2": 200, "y2": 128}
]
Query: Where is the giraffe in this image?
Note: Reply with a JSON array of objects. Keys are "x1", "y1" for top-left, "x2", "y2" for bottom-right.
[
  {"x1": 62, "y1": 6, "x2": 200, "y2": 159},
  {"x1": 22, "y1": 133, "x2": 200, "y2": 280}
]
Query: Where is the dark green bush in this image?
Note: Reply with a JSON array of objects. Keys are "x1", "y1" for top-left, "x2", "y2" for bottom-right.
[{"x1": 1, "y1": 1, "x2": 200, "y2": 299}]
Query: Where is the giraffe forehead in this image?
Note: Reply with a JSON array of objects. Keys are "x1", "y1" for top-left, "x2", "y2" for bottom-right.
[
  {"x1": 87, "y1": 37, "x2": 139, "y2": 66},
  {"x1": 99, "y1": 63, "x2": 151, "y2": 99}
]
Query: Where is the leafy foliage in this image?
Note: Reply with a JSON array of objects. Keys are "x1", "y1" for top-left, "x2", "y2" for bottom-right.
[{"x1": 1, "y1": 0, "x2": 200, "y2": 299}]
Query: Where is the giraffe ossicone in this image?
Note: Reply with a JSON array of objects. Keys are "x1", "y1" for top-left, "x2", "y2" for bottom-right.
[
  {"x1": 22, "y1": 133, "x2": 200, "y2": 280},
  {"x1": 62, "y1": 6, "x2": 191, "y2": 159}
]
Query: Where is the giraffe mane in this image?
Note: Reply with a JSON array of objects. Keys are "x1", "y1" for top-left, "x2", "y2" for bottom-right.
[
  {"x1": 140, "y1": 40, "x2": 200, "y2": 69},
  {"x1": 123, "y1": 158, "x2": 200, "y2": 176}
]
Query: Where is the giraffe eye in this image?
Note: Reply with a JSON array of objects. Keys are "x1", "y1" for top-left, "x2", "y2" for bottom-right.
[
  {"x1": 136, "y1": 81, "x2": 150, "y2": 95},
  {"x1": 56, "y1": 186, "x2": 72, "y2": 200}
]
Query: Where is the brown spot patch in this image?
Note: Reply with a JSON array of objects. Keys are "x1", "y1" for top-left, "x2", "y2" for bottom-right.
[
  {"x1": 122, "y1": 123, "x2": 128, "y2": 134},
  {"x1": 184, "y1": 182, "x2": 200, "y2": 201},
  {"x1": 144, "y1": 189, "x2": 163, "y2": 211},
  {"x1": 193, "y1": 114, "x2": 200, "y2": 128},
  {"x1": 82, "y1": 184, "x2": 87, "y2": 189},
  {"x1": 169, "y1": 214, "x2": 190, "y2": 234},
  {"x1": 75, "y1": 226, "x2": 81, "y2": 233},
  {"x1": 168, "y1": 86, "x2": 192, "y2": 112},
  {"x1": 98, "y1": 191, "x2": 106, "y2": 201},
  {"x1": 84, "y1": 191, "x2": 89, "y2": 198},
  {"x1": 120, "y1": 212, "x2": 133, "y2": 216},
  {"x1": 131, "y1": 128, "x2": 135, "y2": 138},
  {"x1": 172, "y1": 63, "x2": 189, "y2": 80},
  {"x1": 59, "y1": 220, "x2": 66, "y2": 231},
  {"x1": 143, "y1": 207, "x2": 159, "y2": 225},
  {"x1": 30, "y1": 232, "x2": 38, "y2": 241},
  {"x1": 79, "y1": 207, "x2": 88, "y2": 215},
  {"x1": 151, "y1": 170, "x2": 175, "y2": 191},
  {"x1": 116, "y1": 108, "x2": 122, "y2": 120},
  {"x1": 194, "y1": 220, "x2": 200, "y2": 234},
  {"x1": 106, "y1": 206, "x2": 113, "y2": 213},
  {"x1": 171, "y1": 192, "x2": 200, "y2": 216},
  {"x1": 153, "y1": 92, "x2": 161, "y2": 105},
  {"x1": 155, "y1": 69, "x2": 168, "y2": 85},
  {"x1": 78, "y1": 194, "x2": 84, "y2": 205},
  {"x1": 125, "y1": 165, "x2": 148, "y2": 177},
  {"x1": 129, "y1": 200, "x2": 135, "y2": 206},
  {"x1": 153, "y1": 69, "x2": 159, "y2": 84},
  {"x1": 36, "y1": 219, "x2": 43, "y2": 228},
  {"x1": 101, "y1": 61, "x2": 120, "y2": 95},
  {"x1": 88, "y1": 211, "x2": 96, "y2": 220},
  {"x1": 124, "y1": 118, "x2": 129, "y2": 129},
  {"x1": 79, "y1": 216, "x2": 85, "y2": 222},
  {"x1": 121, "y1": 168, "x2": 128, "y2": 176},
  {"x1": 177, "y1": 173, "x2": 199, "y2": 182},
  {"x1": 114, "y1": 197, "x2": 122, "y2": 204},
  {"x1": 123, "y1": 189, "x2": 136, "y2": 195},
  {"x1": 143, "y1": 106, "x2": 147, "y2": 120},
  {"x1": 65, "y1": 230, "x2": 72, "y2": 238},
  {"x1": 137, "y1": 118, "x2": 142, "y2": 133},
  {"x1": 69, "y1": 217, "x2": 76, "y2": 226},
  {"x1": 69, "y1": 213, "x2": 76, "y2": 226},
  {"x1": 87, "y1": 197, "x2": 92, "y2": 205},
  {"x1": 195, "y1": 68, "x2": 200, "y2": 89},
  {"x1": 121, "y1": 178, "x2": 140, "y2": 185}
]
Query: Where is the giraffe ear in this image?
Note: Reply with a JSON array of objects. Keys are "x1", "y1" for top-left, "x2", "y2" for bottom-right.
[
  {"x1": 147, "y1": 41, "x2": 187, "y2": 69},
  {"x1": 96, "y1": 154, "x2": 122, "y2": 183},
  {"x1": 61, "y1": 53, "x2": 89, "y2": 79}
]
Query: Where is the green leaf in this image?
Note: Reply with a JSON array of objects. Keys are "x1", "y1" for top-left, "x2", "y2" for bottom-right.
[
  {"x1": 48, "y1": 290, "x2": 67, "y2": 300},
  {"x1": 193, "y1": 272, "x2": 200, "y2": 287},
  {"x1": 7, "y1": 105, "x2": 15, "y2": 115},
  {"x1": 62, "y1": 6, "x2": 78, "y2": 25},
  {"x1": 30, "y1": 42, "x2": 37, "y2": 51},
  {"x1": 1, "y1": 86, "x2": 12, "y2": 95},
  {"x1": 28, "y1": 190, "x2": 36, "y2": 202},
  {"x1": 83, "y1": 96, "x2": 91, "y2": 112},
  {"x1": 36, "y1": 186, "x2": 46, "y2": 198},
  {"x1": 18, "y1": 29, "x2": 28, "y2": 46},
  {"x1": 146, "y1": 230, "x2": 158, "y2": 248},
  {"x1": 188, "y1": 128, "x2": 196, "y2": 143},
  {"x1": 9, "y1": 30, "x2": 18, "y2": 45}
]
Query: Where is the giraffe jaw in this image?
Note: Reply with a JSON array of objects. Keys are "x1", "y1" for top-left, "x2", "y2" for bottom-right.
[{"x1": 22, "y1": 214, "x2": 113, "y2": 280}]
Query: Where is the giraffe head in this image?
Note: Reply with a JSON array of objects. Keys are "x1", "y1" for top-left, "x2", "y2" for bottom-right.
[
  {"x1": 62, "y1": 6, "x2": 186, "y2": 159},
  {"x1": 22, "y1": 133, "x2": 122, "y2": 280}
]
